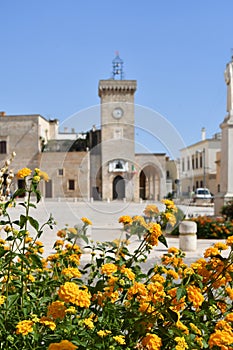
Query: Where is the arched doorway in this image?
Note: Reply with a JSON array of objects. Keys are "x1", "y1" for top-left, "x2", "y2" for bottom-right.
[
  {"x1": 139, "y1": 165, "x2": 160, "y2": 200},
  {"x1": 113, "y1": 175, "x2": 125, "y2": 199}
]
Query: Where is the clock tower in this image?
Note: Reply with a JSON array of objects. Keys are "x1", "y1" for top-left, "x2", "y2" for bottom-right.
[{"x1": 98, "y1": 54, "x2": 137, "y2": 200}]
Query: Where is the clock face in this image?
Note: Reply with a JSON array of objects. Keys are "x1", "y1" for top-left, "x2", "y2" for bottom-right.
[{"x1": 112, "y1": 107, "x2": 124, "y2": 119}]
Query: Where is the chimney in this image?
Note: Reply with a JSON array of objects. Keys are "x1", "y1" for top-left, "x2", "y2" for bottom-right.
[{"x1": 201, "y1": 127, "x2": 206, "y2": 141}]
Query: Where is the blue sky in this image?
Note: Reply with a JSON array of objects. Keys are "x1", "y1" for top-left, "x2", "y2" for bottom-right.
[{"x1": 1, "y1": 0, "x2": 233, "y2": 155}]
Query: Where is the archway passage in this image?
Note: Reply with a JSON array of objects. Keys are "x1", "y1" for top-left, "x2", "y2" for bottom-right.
[
  {"x1": 113, "y1": 175, "x2": 125, "y2": 200},
  {"x1": 139, "y1": 165, "x2": 160, "y2": 201}
]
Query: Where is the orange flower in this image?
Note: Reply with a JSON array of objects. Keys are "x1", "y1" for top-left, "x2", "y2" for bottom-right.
[
  {"x1": 143, "y1": 204, "x2": 159, "y2": 217},
  {"x1": 141, "y1": 333, "x2": 162, "y2": 349},
  {"x1": 101, "y1": 263, "x2": 117, "y2": 276},
  {"x1": 48, "y1": 340, "x2": 77, "y2": 350},
  {"x1": 16, "y1": 167, "x2": 32, "y2": 178},
  {"x1": 118, "y1": 215, "x2": 132, "y2": 225},
  {"x1": 187, "y1": 285, "x2": 204, "y2": 309}
]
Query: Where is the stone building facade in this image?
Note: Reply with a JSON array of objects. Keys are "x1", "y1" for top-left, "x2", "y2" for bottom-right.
[
  {"x1": 0, "y1": 56, "x2": 170, "y2": 201},
  {"x1": 180, "y1": 130, "x2": 221, "y2": 197}
]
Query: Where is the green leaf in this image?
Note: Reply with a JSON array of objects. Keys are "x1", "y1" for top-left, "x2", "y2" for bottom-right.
[
  {"x1": 12, "y1": 188, "x2": 26, "y2": 199},
  {"x1": 158, "y1": 234, "x2": 168, "y2": 247},
  {"x1": 30, "y1": 253, "x2": 43, "y2": 269},
  {"x1": 7, "y1": 294, "x2": 19, "y2": 308},
  {"x1": 28, "y1": 216, "x2": 39, "y2": 231},
  {"x1": 18, "y1": 253, "x2": 31, "y2": 267},
  {"x1": 34, "y1": 190, "x2": 41, "y2": 203},
  {"x1": 176, "y1": 286, "x2": 186, "y2": 301},
  {"x1": 80, "y1": 234, "x2": 89, "y2": 244},
  {"x1": 19, "y1": 202, "x2": 27, "y2": 209},
  {"x1": 29, "y1": 203, "x2": 37, "y2": 209},
  {"x1": 167, "y1": 307, "x2": 179, "y2": 322},
  {"x1": 19, "y1": 214, "x2": 27, "y2": 228}
]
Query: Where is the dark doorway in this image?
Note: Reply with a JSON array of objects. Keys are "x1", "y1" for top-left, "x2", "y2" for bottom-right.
[
  {"x1": 139, "y1": 171, "x2": 146, "y2": 199},
  {"x1": 113, "y1": 175, "x2": 125, "y2": 200},
  {"x1": 45, "y1": 180, "x2": 52, "y2": 198}
]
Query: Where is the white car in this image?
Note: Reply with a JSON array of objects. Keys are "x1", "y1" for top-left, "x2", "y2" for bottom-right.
[{"x1": 193, "y1": 188, "x2": 214, "y2": 202}]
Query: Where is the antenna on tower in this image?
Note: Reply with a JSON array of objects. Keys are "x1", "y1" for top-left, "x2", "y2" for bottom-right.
[{"x1": 112, "y1": 52, "x2": 124, "y2": 80}]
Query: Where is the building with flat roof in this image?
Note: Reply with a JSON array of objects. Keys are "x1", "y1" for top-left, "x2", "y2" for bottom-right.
[{"x1": 0, "y1": 55, "x2": 176, "y2": 201}]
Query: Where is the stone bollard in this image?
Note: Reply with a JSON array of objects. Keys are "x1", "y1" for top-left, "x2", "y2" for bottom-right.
[{"x1": 179, "y1": 221, "x2": 197, "y2": 252}]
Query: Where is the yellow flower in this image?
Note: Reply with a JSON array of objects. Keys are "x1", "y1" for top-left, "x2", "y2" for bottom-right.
[
  {"x1": 32, "y1": 175, "x2": 40, "y2": 182},
  {"x1": 113, "y1": 335, "x2": 126, "y2": 345},
  {"x1": 39, "y1": 316, "x2": 56, "y2": 330},
  {"x1": 47, "y1": 301, "x2": 66, "y2": 319},
  {"x1": 16, "y1": 167, "x2": 32, "y2": 179},
  {"x1": 68, "y1": 227, "x2": 78, "y2": 234},
  {"x1": 25, "y1": 236, "x2": 33, "y2": 243},
  {"x1": 68, "y1": 253, "x2": 81, "y2": 265},
  {"x1": 146, "y1": 222, "x2": 162, "y2": 246},
  {"x1": 226, "y1": 235, "x2": 233, "y2": 246},
  {"x1": 0, "y1": 295, "x2": 6, "y2": 305},
  {"x1": 37, "y1": 169, "x2": 49, "y2": 182},
  {"x1": 65, "y1": 306, "x2": 76, "y2": 314},
  {"x1": 143, "y1": 204, "x2": 159, "y2": 217},
  {"x1": 225, "y1": 313, "x2": 233, "y2": 322},
  {"x1": 209, "y1": 329, "x2": 233, "y2": 349},
  {"x1": 161, "y1": 199, "x2": 178, "y2": 212},
  {"x1": 57, "y1": 229, "x2": 67, "y2": 238},
  {"x1": 204, "y1": 247, "x2": 220, "y2": 258},
  {"x1": 141, "y1": 333, "x2": 162, "y2": 349},
  {"x1": 166, "y1": 269, "x2": 179, "y2": 279},
  {"x1": 48, "y1": 340, "x2": 78, "y2": 350},
  {"x1": 176, "y1": 320, "x2": 189, "y2": 334},
  {"x1": 16, "y1": 320, "x2": 34, "y2": 335},
  {"x1": 39, "y1": 171, "x2": 49, "y2": 182},
  {"x1": 118, "y1": 215, "x2": 132, "y2": 225},
  {"x1": 27, "y1": 274, "x2": 35, "y2": 282},
  {"x1": 187, "y1": 285, "x2": 204, "y2": 309},
  {"x1": 213, "y1": 242, "x2": 228, "y2": 250},
  {"x1": 127, "y1": 282, "x2": 148, "y2": 301},
  {"x1": 190, "y1": 322, "x2": 202, "y2": 335},
  {"x1": 83, "y1": 317, "x2": 94, "y2": 329},
  {"x1": 97, "y1": 329, "x2": 112, "y2": 337},
  {"x1": 58, "y1": 282, "x2": 91, "y2": 308},
  {"x1": 54, "y1": 239, "x2": 64, "y2": 247},
  {"x1": 226, "y1": 287, "x2": 233, "y2": 300},
  {"x1": 132, "y1": 215, "x2": 147, "y2": 226},
  {"x1": 168, "y1": 247, "x2": 179, "y2": 254},
  {"x1": 164, "y1": 212, "x2": 176, "y2": 226},
  {"x1": 174, "y1": 336, "x2": 188, "y2": 350},
  {"x1": 35, "y1": 240, "x2": 43, "y2": 246},
  {"x1": 101, "y1": 263, "x2": 117, "y2": 275},
  {"x1": 58, "y1": 282, "x2": 80, "y2": 304},
  {"x1": 61, "y1": 267, "x2": 82, "y2": 279},
  {"x1": 81, "y1": 217, "x2": 92, "y2": 225},
  {"x1": 120, "y1": 266, "x2": 135, "y2": 280}
]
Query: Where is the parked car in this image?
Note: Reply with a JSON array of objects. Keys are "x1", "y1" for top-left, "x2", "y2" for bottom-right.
[{"x1": 192, "y1": 188, "x2": 214, "y2": 203}]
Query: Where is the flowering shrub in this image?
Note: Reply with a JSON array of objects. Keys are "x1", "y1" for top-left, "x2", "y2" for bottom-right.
[
  {"x1": 191, "y1": 216, "x2": 233, "y2": 239},
  {"x1": 170, "y1": 215, "x2": 233, "y2": 239},
  {"x1": 221, "y1": 201, "x2": 233, "y2": 221},
  {"x1": 0, "y1": 157, "x2": 233, "y2": 349}
]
